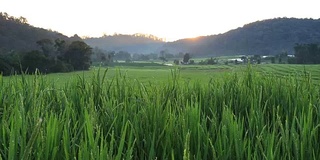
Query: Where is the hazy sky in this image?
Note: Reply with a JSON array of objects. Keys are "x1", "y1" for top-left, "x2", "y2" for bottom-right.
[{"x1": 1, "y1": 0, "x2": 319, "y2": 41}]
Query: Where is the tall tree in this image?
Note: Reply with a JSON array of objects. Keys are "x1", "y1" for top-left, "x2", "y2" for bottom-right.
[
  {"x1": 54, "y1": 39, "x2": 67, "y2": 54},
  {"x1": 294, "y1": 43, "x2": 320, "y2": 64},
  {"x1": 183, "y1": 53, "x2": 190, "y2": 63},
  {"x1": 37, "y1": 39, "x2": 56, "y2": 56},
  {"x1": 64, "y1": 41, "x2": 92, "y2": 70}
]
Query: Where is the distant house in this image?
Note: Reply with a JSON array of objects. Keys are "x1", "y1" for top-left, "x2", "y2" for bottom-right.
[{"x1": 262, "y1": 55, "x2": 272, "y2": 58}]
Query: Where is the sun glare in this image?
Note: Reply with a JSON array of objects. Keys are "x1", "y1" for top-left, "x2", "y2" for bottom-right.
[{"x1": 187, "y1": 37, "x2": 201, "y2": 41}]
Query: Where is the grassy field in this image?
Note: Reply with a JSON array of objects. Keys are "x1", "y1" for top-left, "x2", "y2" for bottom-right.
[
  {"x1": 254, "y1": 64, "x2": 320, "y2": 83},
  {"x1": 1, "y1": 64, "x2": 239, "y2": 86},
  {"x1": 0, "y1": 63, "x2": 320, "y2": 159},
  {"x1": 4, "y1": 63, "x2": 319, "y2": 86}
]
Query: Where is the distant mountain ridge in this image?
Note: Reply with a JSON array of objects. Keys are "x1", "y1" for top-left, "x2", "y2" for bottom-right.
[
  {"x1": 162, "y1": 18, "x2": 320, "y2": 56},
  {"x1": 84, "y1": 33, "x2": 165, "y2": 54},
  {"x1": 2, "y1": 13, "x2": 320, "y2": 57}
]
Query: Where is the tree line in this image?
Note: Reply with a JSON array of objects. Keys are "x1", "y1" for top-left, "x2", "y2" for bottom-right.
[
  {"x1": 0, "y1": 12, "x2": 28, "y2": 24},
  {"x1": 0, "y1": 39, "x2": 92, "y2": 76},
  {"x1": 91, "y1": 48, "x2": 195, "y2": 66}
]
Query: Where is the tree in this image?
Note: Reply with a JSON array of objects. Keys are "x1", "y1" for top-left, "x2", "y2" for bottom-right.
[
  {"x1": 252, "y1": 55, "x2": 261, "y2": 64},
  {"x1": 114, "y1": 51, "x2": 131, "y2": 61},
  {"x1": 21, "y1": 50, "x2": 50, "y2": 73},
  {"x1": 0, "y1": 56, "x2": 13, "y2": 75},
  {"x1": 159, "y1": 57, "x2": 168, "y2": 63},
  {"x1": 159, "y1": 50, "x2": 174, "y2": 60},
  {"x1": 207, "y1": 57, "x2": 217, "y2": 65},
  {"x1": 257, "y1": 59, "x2": 261, "y2": 64},
  {"x1": 183, "y1": 53, "x2": 190, "y2": 64},
  {"x1": 37, "y1": 38, "x2": 67, "y2": 64},
  {"x1": 107, "y1": 51, "x2": 115, "y2": 63},
  {"x1": 159, "y1": 50, "x2": 166, "y2": 58},
  {"x1": 37, "y1": 39, "x2": 59, "y2": 64},
  {"x1": 149, "y1": 53, "x2": 158, "y2": 60},
  {"x1": 294, "y1": 44, "x2": 308, "y2": 64},
  {"x1": 37, "y1": 39, "x2": 55, "y2": 56},
  {"x1": 18, "y1": 16, "x2": 28, "y2": 24},
  {"x1": 173, "y1": 59, "x2": 180, "y2": 65},
  {"x1": 132, "y1": 54, "x2": 150, "y2": 61},
  {"x1": 271, "y1": 57, "x2": 276, "y2": 63},
  {"x1": 54, "y1": 39, "x2": 67, "y2": 54},
  {"x1": 277, "y1": 52, "x2": 287, "y2": 63},
  {"x1": 91, "y1": 47, "x2": 109, "y2": 66},
  {"x1": 294, "y1": 43, "x2": 320, "y2": 64},
  {"x1": 158, "y1": 50, "x2": 169, "y2": 63},
  {"x1": 0, "y1": 52, "x2": 21, "y2": 75},
  {"x1": 64, "y1": 41, "x2": 92, "y2": 70}
]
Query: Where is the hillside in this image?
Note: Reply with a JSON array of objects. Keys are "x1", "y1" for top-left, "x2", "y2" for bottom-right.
[
  {"x1": 84, "y1": 34, "x2": 165, "y2": 54},
  {"x1": 162, "y1": 18, "x2": 320, "y2": 56},
  {"x1": 0, "y1": 12, "x2": 81, "y2": 53},
  {"x1": 2, "y1": 14, "x2": 320, "y2": 57}
]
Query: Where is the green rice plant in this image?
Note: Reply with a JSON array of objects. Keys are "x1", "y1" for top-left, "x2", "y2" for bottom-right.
[{"x1": 0, "y1": 65, "x2": 320, "y2": 159}]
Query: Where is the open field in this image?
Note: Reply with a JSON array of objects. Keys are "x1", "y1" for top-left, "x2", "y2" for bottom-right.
[
  {"x1": 254, "y1": 64, "x2": 320, "y2": 83},
  {"x1": 2, "y1": 63, "x2": 319, "y2": 86},
  {"x1": 1, "y1": 64, "x2": 320, "y2": 159}
]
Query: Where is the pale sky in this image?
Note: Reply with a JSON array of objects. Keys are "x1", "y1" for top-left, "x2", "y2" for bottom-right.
[{"x1": 1, "y1": 0, "x2": 319, "y2": 41}]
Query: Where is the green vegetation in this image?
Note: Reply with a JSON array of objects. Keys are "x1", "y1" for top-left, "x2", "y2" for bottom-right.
[
  {"x1": 1, "y1": 11, "x2": 320, "y2": 160},
  {"x1": 293, "y1": 43, "x2": 320, "y2": 64},
  {"x1": 253, "y1": 64, "x2": 320, "y2": 84},
  {"x1": 1, "y1": 64, "x2": 320, "y2": 159},
  {"x1": 2, "y1": 64, "x2": 319, "y2": 86},
  {"x1": 0, "y1": 40, "x2": 92, "y2": 75},
  {"x1": 0, "y1": 12, "x2": 94, "y2": 75}
]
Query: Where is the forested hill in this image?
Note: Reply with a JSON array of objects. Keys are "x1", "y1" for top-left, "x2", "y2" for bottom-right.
[
  {"x1": 0, "y1": 12, "x2": 81, "y2": 53},
  {"x1": 162, "y1": 18, "x2": 320, "y2": 56},
  {"x1": 2, "y1": 13, "x2": 320, "y2": 57},
  {"x1": 84, "y1": 34, "x2": 165, "y2": 54}
]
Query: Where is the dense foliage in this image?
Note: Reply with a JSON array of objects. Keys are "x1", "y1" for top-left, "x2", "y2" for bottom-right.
[
  {"x1": 0, "y1": 40, "x2": 93, "y2": 75},
  {"x1": 0, "y1": 12, "x2": 93, "y2": 75},
  {"x1": 63, "y1": 41, "x2": 93, "y2": 70},
  {"x1": 293, "y1": 43, "x2": 320, "y2": 64},
  {"x1": 0, "y1": 67, "x2": 320, "y2": 159}
]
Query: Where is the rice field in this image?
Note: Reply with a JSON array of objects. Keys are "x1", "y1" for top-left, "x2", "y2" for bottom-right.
[
  {"x1": 0, "y1": 64, "x2": 320, "y2": 159},
  {"x1": 254, "y1": 64, "x2": 320, "y2": 83}
]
